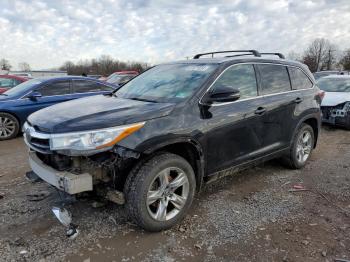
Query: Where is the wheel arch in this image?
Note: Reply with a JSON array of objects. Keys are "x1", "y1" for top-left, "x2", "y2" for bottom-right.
[
  {"x1": 294, "y1": 115, "x2": 320, "y2": 148},
  {"x1": 143, "y1": 138, "x2": 205, "y2": 192},
  {"x1": 0, "y1": 110, "x2": 21, "y2": 126}
]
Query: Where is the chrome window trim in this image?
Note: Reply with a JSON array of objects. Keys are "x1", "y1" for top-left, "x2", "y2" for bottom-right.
[
  {"x1": 199, "y1": 62, "x2": 315, "y2": 107},
  {"x1": 20, "y1": 90, "x2": 108, "y2": 100}
]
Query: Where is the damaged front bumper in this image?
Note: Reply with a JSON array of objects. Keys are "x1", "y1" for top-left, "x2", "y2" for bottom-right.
[
  {"x1": 321, "y1": 103, "x2": 350, "y2": 127},
  {"x1": 28, "y1": 151, "x2": 93, "y2": 194}
]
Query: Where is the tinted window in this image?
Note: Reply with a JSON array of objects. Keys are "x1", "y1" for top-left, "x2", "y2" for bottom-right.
[
  {"x1": 289, "y1": 67, "x2": 313, "y2": 90},
  {"x1": 258, "y1": 64, "x2": 291, "y2": 95},
  {"x1": 211, "y1": 64, "x2": 257, "y2": 99},
  {"x1": 73, "y1": 80, "x2": 112, "y2": 93},
  {"x1": 39, "y1": 81, "x2": 71, "y2": 96}
]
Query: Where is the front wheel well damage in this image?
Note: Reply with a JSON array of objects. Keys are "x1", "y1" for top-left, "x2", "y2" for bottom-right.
[{"x1": 142, "y1": 142, "x2": 204, "y2": 191}]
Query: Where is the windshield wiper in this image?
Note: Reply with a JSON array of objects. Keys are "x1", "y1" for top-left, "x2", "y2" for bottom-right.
[
  {"x1": 128, "y1": 97, "x2": 158, "y2": 103},
  {"x1": 0, "y1": 93, "x2": 8, "y2": 96}
]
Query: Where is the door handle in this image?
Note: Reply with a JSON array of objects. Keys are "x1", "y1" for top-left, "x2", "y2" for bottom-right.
[
  {"x1": 255, "y1": 107, "x2": 266, "y2": 115},
  {"x1": 294, "y1": 97, "x2": 303, "y2": 104}
]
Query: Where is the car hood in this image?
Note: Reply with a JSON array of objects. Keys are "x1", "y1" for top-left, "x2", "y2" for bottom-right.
[
  {"x1": 321, "y1": 92, "x2": 350, "y2": 106},
  {"x1": 28, "y1": 95, "x2": 176, "y2": 133}
]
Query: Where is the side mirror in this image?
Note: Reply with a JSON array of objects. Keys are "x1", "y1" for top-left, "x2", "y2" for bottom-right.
[
  {"x1": 203, "y1": 86, "x2": 240, "y2": 104},
  {"x1": 28, "y1": 91, "x2": 42, "y2": 100}
]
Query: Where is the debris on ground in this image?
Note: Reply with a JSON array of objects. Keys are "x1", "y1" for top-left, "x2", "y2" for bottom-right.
[
  {"x1": 91, "y1": 201, "x2": 107, "y2": 208},
  {"x1": 26, "y1": 190, "x2": 50, "y2": 201}
]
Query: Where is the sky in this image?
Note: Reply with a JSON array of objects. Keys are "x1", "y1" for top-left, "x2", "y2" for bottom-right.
[{"x1": 0, "y1": 0, "x2": 349, "y2": 70}]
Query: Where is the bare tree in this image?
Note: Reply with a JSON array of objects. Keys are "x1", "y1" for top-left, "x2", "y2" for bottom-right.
[
  {"x1": 0, "y1": 59, "x2": 12, "y2": 70},
  {"x1": 301, "y1": 38, "x2": 337, "y2": 72},
  {"x1": 18, "y1": 62, "x2": 31, "y2": 71},
  {"x1": 59, "y1": 55, "x2": 149, "y2": 76},
  {"x1": 339, "y1": 49, "x2": 350, "y2": 71}
]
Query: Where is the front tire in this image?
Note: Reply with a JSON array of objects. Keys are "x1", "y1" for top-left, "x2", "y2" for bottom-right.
[
  {"x1": 282, "y1": 123, "x2": 314, "y2": 169},
  {"x1": 0, "y1": 113, "x2": 19, "y2": 141},
  {"x1": 124, "y1": 153, "x2": 196, "y2": 232}
]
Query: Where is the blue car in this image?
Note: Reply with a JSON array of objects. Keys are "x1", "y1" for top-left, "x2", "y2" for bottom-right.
[{"x1": 0, "y1": 76, "x2": 117, "y2": 140}]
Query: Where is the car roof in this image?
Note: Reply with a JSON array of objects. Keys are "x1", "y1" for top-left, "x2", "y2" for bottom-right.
[
  {"x1": 166, "y1": 56, "x2": 304, "y2": 67},
  {"x1": 161, "y1": 57, "x2": 308, "y2": 75},
  {"x1": 0, "y1": 74, "x2": 29, "y2": 80},
  {"x1": 36, "y1": 76, "x2": 105, "y2": 82}
]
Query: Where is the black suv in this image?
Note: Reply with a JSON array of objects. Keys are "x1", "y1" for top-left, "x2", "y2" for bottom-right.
[{"x1": 24, "y1": 50, "x2": 322, "y2": 231}]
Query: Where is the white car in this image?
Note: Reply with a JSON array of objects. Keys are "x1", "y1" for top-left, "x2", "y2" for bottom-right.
[{"x1": 318, "y1": 75, "x2": 350, "y2": 129}]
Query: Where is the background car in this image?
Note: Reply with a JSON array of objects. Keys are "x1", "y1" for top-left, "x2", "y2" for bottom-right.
[
  {"x1": 0, "y1": 75, "x2": 29, "y2": 93},
  {"x1": 0, "y1": 76, "x2": 117, "y2": 140},
  {"x1": 105, "y1": 71, "x2": 139, "y2": 86},
  {"x1": 313, "y1": 70, "x2": 349, "y2": 80},
  {"x1": 317, "y1": 75, "x2": 350, "y2": 129}
]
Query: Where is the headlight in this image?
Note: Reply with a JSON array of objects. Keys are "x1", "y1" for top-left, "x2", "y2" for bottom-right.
[
  {"x1": 344, "y1": 102, "x2": 350, "y2": 111},
  {"x1": 50, "y1": 122, "x2": 145, "y2": 151}
]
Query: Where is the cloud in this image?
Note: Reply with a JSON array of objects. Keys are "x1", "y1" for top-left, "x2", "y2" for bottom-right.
[{"x1": 0, "y1": 0, "x2": 349, "y2": 69}]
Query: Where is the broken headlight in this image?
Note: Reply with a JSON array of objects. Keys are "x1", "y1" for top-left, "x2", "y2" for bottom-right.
[{"x1": 50, "y1": 122, "x2": 145, "y2": 151}]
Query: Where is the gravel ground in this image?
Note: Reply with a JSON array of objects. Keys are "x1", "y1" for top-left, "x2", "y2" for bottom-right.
[{"x1": 0, "y1": 126, "x2": 349, "y2": 262}]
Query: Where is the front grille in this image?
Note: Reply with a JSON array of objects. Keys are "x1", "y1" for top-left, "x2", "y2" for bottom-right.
[
  {"x1": 23, "y1": 123, "x2": 52, "y2": 154},
  {"x1": 29, "y1": 137, "x2": 51, "y2": 152}
]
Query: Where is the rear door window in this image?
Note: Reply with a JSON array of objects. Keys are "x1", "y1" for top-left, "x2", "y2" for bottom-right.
[
  {"x1": 211, "y1": 64, "x2": 258, "y2": 99},
  {"x1": 39, "y1": 81, "x2": 71, "y2": 96},
  {"x1": 258, "y1": 64, "x2": 291, "y2": 95},
  {"x1": 73, "y1": 80, "x2": 112, "y2": 93},
  {"x1": 288, "y1": 67, "x2": 313, "y2": 90}
]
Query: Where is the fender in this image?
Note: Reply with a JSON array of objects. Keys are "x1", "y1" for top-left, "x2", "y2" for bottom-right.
[
  {"x1": 140, "y1": 136, "x2": 206, "y2": 192},
  {"x1": 291, "y1": 112, "x2": 321, "y2": 148}
]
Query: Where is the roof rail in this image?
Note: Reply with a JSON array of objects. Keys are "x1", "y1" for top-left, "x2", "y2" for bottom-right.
[
  {"x1": 260, "y1": 53, "x2": 285, "y2": 59},
  {"x1": 193, "y1": 50, "x2": 261, "y2": 59}
]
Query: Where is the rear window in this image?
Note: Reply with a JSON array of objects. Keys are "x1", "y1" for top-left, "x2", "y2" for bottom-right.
[
  {"x1": 289, "y1": 67, "x2": 313, "y2": 90},
  {"x1": 258, "y1": 64, "x2": 291, "y2": 95}
]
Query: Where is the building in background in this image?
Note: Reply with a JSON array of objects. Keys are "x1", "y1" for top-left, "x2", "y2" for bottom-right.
[{"x1": 8, "y1": 70, "x2": 67, "y2": 78}]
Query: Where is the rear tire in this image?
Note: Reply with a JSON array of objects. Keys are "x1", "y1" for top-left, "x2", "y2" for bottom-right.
[
  {"x1": 0, "y1": 113, "x2": 19, "y2": 141},
  {"x1": 124, "y1": 153, "x2": 196, "y2": 232},
  {"x1": 282, "y1": 123, "x2": 314, "y2": 169}
]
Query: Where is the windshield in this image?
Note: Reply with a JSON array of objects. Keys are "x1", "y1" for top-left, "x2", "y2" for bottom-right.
[
  {"x1": 317, "y1": 78, "x2": 350, "y2": 92},
  {"x1": 4, "y1": 79, "x2": 43, "y2": 96},
  {"x1": 115, "y1": 64, "x2": 218, "y2": 103}
]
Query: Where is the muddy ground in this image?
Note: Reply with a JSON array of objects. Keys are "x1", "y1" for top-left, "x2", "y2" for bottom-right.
[{"x1": 0, "y1": 126, "x2": 349, "y2": 262}]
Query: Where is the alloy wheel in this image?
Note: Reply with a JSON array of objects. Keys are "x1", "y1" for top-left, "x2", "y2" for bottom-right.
[
  {"x1": 146, "y1": 167, "x2": 190, "y2": 221},
  {"x1": 0, "y1": 116, "x2": 16, "y2": 139},
  {"x1": 296, "y1": 130, "x2": 312, "y2": 163}
]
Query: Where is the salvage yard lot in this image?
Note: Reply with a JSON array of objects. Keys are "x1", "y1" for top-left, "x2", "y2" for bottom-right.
[{"x1": 0, "y1": 127, "x2": 349, "y2": 262}]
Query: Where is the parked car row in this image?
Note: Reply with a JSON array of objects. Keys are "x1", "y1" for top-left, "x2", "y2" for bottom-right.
[{"x1": 0, "y1": 76, "x2": 117, "y2": 140}]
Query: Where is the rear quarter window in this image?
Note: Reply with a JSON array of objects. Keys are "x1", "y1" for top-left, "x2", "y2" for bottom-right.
[
  {"x1": 289, "y1": 67, "x2": 313, "y2": 90},
  {"x1": 258, "y1": 64, "x2": 291, "y2": 95}
]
